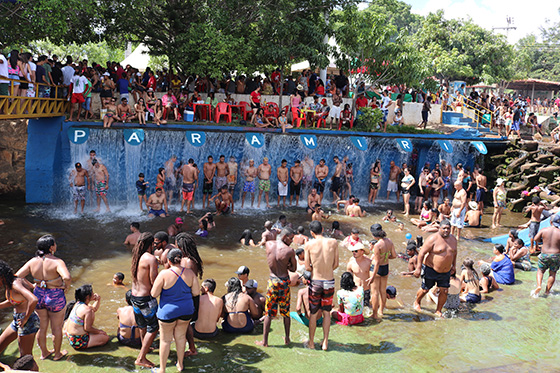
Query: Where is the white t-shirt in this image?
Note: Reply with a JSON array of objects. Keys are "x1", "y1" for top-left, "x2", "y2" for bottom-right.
[
  {"x1": 61, "y1": 66, "x2": 75, "y2": 86},
  {"x1": 28, "y1": 61, "x2": 36, "y2": 88},
  {"x1": 0, "y1": 54, "x2": 8, "y2": 84},
  {"x1": 381, "y1": 96, "x2": 391, "y2": 110},
  {"x1": 71, "y1": 75, "x2": 88, "y2": 94}
]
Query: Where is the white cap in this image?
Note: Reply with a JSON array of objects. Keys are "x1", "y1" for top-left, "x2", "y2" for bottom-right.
[{"x1": 496, "y1": 178, "x2": 504, "y2": 186}]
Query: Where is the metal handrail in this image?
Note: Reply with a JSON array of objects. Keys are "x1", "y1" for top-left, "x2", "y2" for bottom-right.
[{"x1": 457, "y1": 94, "x2": 493, "y2": 130}]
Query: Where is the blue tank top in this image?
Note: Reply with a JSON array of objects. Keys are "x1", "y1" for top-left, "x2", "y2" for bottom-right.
[
  {"x1": 491, "y1": 255, "x2": 515, "y2": 285},
  {"x1": 156, "y1": 268, "x2": 194, "y2": 320}
]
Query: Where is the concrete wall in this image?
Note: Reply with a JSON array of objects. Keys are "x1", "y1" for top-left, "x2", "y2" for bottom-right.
[
  {"x1": 0, "y1": 119, "x2": 27, "y2": 198},
  {"x1": 89, "y1": 92, "x2": 442, "y2": 126}
]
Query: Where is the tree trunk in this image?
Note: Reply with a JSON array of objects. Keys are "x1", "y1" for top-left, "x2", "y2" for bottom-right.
[{"x1": 278, "y1": 67, "x2": 284, "y2": 112}]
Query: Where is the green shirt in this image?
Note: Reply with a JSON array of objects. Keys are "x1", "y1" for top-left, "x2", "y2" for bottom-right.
[{"x1": 43, "y1": 63, "x2": 52, "y2": 84}]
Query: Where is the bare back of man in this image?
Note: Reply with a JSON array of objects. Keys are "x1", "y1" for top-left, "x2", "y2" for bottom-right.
[
  {"x1": 533, "y1": 222, "x2": 560, "y2": 296},
  {"x1": 193, "y1": 291, "x2": 223, "y2": 336}
]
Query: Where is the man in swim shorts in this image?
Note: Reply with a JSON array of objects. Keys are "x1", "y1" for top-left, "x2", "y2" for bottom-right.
[
  {"x1": 277, "y1": 159, "x2": 289, "y2": 208},
  {"x1": 450, "y1": 181, "x2": 467, "y2": 240},
  {"x1": 289, "y1": 159, "x2": 303, "y2": 206},
  {"x1": 202, "y1": 155, "x2": 217, "y2": 209},
  {"x1": 330, "y1": 156, "x2": 344, "y2": 202},
  {"x1": 257, "y1": 228, "x2": 296, "y2": 347},
  {"x1": 304, "y1": 221, "x2": 339, "y2": 350},
  {"x1": 215, "y1": 155, "x2": 229, "y2": 190},
  {"x1": 69, "y1": 162, "x2": 89, "y2": 213},
  {"x1": 91, "y1": 158, "x2": 110, "y2": 213},
  {"x1": 131, "y1": 233, "x2": 158, "y2": 368},
  {"x1": 532, "y1": 214, "x2": 560, "y2": 297},
  {"x1": 413, "y1": 220, "x2": 457, "y2": 317},
  {"x1": 524, "y1": 196, "x2": 549, "y2": 254},
  {"x1": 147, "y1": 188, "x2": 168, "y2": 218},
  {"x1": 386, "y1": 161, "x2": 401, "y2": 202},
  {"x1": 180, "y1": 158, "x2": 197, "y2": 213},
  {"x1": 241, "y1": 159, "x2": 258, "y2": 208},
  {"x1": 314, "y1": 159, "x2": 329, "y2": 202},
  {"x1": 257, "y1": 157, "x2": 272, "y2": 208}
]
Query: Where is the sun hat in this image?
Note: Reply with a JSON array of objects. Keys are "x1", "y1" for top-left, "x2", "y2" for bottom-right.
[
  {"x1": 175, "y1": 217, "x2": 183, "y2": 224},
  {"x1": 296, "y1": 84, "x2": 303, "y2": 90},
  {"x1": 468, "y1": 201, "x2": 478, "y2": 210},
  {"x1": 496, "y1": 178, "x2": 504, "y2": 186},
  {"x1": 347, "y1": 241, "x2": 370, "y2": 255}
]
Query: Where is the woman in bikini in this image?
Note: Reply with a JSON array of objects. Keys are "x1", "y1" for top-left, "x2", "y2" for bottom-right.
[
  {"x1": 151, "y1": 248, "x2": 199, "y2": 372},
  {"x1": 367, "y1": 224, "x2": 396, "y2": 321},
  {"x1": 135, "y1": 98, "x2": 147, "y2": 125},
  {"x1": 154, "y1": 99, "x2": 167, "y2": 126},
  {"x1": 0, "y1": 260, "x2": 39, "y2": 357},
  {"x1": 459, "y1": 259, "x2": 481, "y2": 304},
  {"x1": 344, "y1": 163, "x2": 354, "y2": 199},
  {"x1": 368, "y1": 160, "x2": 381, "y2": 205},
  {"x1": 100, "y1": 74, "x2": 115, "y2": 108},
  {"x1": 411, "y1": 201, "x2": 434, "y2": 228},
  {"x1": 156, "y1": 168, "x2": 165, "y2": 190},
  {"x1": 63, "y1": 284, "x2": 109, "y2": 350},
  {"x1": 103, "y1": 97, "x2": 120, "y2": 128},
  {"x1": 15, "y1": 234, "x2": 71, "y2": 360},
  {"x1": 431, "y1": 169, "x2": 444, "y2": 206},
  {"x1": 116, "y1": 290, "x2": 142, "y2": 348},
  {"x1": 221, "y1": 277, "x2": 258, "y2": 333}
]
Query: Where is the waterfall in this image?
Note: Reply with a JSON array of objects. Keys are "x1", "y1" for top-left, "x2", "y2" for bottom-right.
[{"x1": 64, "y1": 129, "x2": 478, "y2": 211}]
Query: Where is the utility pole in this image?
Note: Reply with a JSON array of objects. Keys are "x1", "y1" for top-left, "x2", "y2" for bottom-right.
[{"x1": 492, "y1": 16, "x2": 517, "y2": 42}]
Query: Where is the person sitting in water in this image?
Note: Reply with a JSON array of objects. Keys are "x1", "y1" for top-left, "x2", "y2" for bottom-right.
[
  {"x1": 195, "y1": 219, "x2": 209, "y2": 238},
  {"x1": 478, "y1": 244, "x2": 515, "y2": 285},
  {"x1": 342, "y1": 228, "x2": 362, "y2": 248},
  {"x1": 438, "y1": 198, "x2": 452, "y2": 221},
  {"x1": 234, "y1": 266, "x2": 265, "y2": 317},
  {"x1": 292, "y1": 226, "x2": 309, "y2": 247},
  {"x1": 336, "y1": 195, "x2": 355, "y2": 213},
  {"x1": 331, "y1": 272, "x2": 364, "y2": 326},
  {"x1": 124, "y1": 222, "x2": 142, "y2": 246},
  {"x1": 210, "y1": 186, "x2": 234, "y2": 215},
  {"x1": 257, "y1": 221, "x2": 277, "y2": 246},
  {"x1": 239, "y1": 229, "x2": 256, "y2": 246},
  {"x1": 505, "y1": 229, "x2": 519, "y2": 253},
  {"x1": 428, "y1": 268, "x2": 461, "y2": 312},
  {"x1": 191, "y1": 279, "x2": 223, "y2": 339},
  {"x1": 508, "y1": 238, "x2": 532, "y2": 271},
  {"x1": 146, "y1": 188, "x2": 168, "y2": 218},
  {"x1": 64, "y1": 284, "x2": 109, "y2": 350},
  {"x1": 221, "y1": 277, "x2": 258, "y2": 333},
  {"x1": 397, "y1": 222, "x2": 405, "y2": 231},
  {"x1": 346, "y1": 198, "x2": 365, "y2": 217},
  {"x1": 312, "y1": 204, "x2": 330, "y2": 222},
  {"x1": 479, "y1": 263, "x2": 499, "y2": 293},
  {"x1": 400, "y1": 242, "x2": 419, "y2": 276},
  {"x1": 464, "y1": 201, "x2": 482, "y2": 227},
  {"x1": 420, "y1": 210, "x2": 441, "y2": 232},
  {"x1": 383, "y1": 209, "x2": 397, "y2": 222},
  {"x1": 385, "y1": 286, "x2": 404, "y2": 308},
  {"x1": 459, "y1": 259, "x2": 481, "y2": 304},
  {"x1": 116, "y1": 290, "x2": 142, "y2": 348},
  {"x1": 112, "y1": 272, "x2": 125, "y2": 287},
  {"x1": 411, "y1": 201, "x2": 434, "y2": 228},
  {"x1": 289, "y1": 248, "x2": 307, "y2": 286},
  {"x1": 330, "y1": 221, "x2": 344, "y2": 239}
]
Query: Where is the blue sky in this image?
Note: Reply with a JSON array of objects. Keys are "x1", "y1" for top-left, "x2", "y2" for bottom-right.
[{"x1": 400, "y1": 0, "x2": 560, "y2": 43}]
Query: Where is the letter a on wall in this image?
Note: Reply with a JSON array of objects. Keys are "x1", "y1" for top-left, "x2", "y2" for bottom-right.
[
  {"x1": 471, "y1": 141, "x2": 487, "y2": 154},
  {"x1": 350, "y1": 136, "x2": 367, "y2": 151},
  {"x1": 437, "y1": 140, "x2": 453, "y2": 153},
  {"x1": 396, "y1": 139, "x2": 412, "y2": 152},
  {"x1": 67, "y1": 127, "x2": 90, "y2": 144},
  {"x1": 186, "y1": 131, "x2": 206, "y2": 147},
  {"x1": 246, "y1": 133, "x2": 265, "y2": 148},
  {"x1": 124, "y1": 129, "x2": 145, "y2": 146},
  {"x1": 300, "y1": 135, "x2": 318, "y2": 150}
]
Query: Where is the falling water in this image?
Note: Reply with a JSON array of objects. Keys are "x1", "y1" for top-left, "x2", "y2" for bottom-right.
[{"x1": 62, "y1": 129, "x2": 478, "y2": 211}]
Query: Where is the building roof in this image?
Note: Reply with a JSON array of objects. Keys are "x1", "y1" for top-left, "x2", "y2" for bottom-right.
[{"x1": 506, "y1": 79, "x2": 560, "y2": 91}]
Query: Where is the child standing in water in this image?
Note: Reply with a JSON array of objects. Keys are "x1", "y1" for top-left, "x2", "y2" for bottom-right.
[{"x1": 136, "y1": 173, "x2": 149, "y2": 211}]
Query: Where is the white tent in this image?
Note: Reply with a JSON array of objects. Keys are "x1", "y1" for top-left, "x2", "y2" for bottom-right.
[{"x1": 120, "y1": 43, "x2": 151, "y2": 71}]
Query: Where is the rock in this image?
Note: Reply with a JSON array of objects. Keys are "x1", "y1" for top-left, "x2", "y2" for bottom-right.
[
  {"x1": 508, "y1": 182, "x2": 528, "y2": 193},
  {"x1": 509, "y1": 197, "x2": 528, "y2": 212},
  {"x1": 520, "y1": 162, "x2": 542, "y2": 173},
  {"x1": 520, "y1": 141, "x2": 539, "y2": 151},
  {"x1": 0, "y1": 119, "x2": 27, "y2": 197},
  {"x1": 507, "y1": 153, "x2": 531, "y2": 171},
  {"x1": 534, "y1": 154, "x2": 554, "y2": 165},
  {"x1": 538, "y1": 165, "x2": 560, "y2": 180},
  {"x1": 550, "y1": 146, "x2": 560, "y2": 157}
]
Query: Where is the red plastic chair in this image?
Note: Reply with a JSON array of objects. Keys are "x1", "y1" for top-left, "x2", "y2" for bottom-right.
[
  {"x1": 239, "y1": 101, "x2": 252, "y2": 121},
  {"x1": 338, "y1": 115, "x2": 354, "y2": 130},
  {"x1": 291, "y1": 107, "x2": 306, "y2": 128},
  {"x1": 215, "y1": 103, "x2": 232, "y2": 124},
  {"x1": 316, "y1": 118, "x2": 326, "y2": 128}
]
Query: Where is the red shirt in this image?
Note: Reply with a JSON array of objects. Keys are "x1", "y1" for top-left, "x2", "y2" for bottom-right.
[
  {"x1": 271, "y1": 71, "x2": 280, "y2": 83},
  {"x1": 315, "y1": 86, "x2": 325, "y2": 95},
  {"x1": 250, "y1": 90, "x2": 261, "y2": 104},
  {"x1": 147, "y1": 76, "x2": 156, "y2": 90},
  {"x1": 356, "y1": 96, "x2": 368, "y2": 109}
]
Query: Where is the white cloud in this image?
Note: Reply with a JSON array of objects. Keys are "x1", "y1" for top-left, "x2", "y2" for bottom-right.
[{"x1": 403, "y1": 0, "x2": 560, "y2": 43}]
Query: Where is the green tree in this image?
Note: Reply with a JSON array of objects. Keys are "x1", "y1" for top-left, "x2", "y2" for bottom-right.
[
  {"x1": 0, "y1": 0, "x2": 101, "y2": 46},
  {"x1": 414, "y1": 11, "x2": 514, "y2": 85},
  {"x1": 28, "y1": 40, "x2": 125, "y2": 65}
]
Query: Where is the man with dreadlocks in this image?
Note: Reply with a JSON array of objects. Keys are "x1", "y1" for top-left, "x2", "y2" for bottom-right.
[{"x1": 130, "y1": 232, "x2": 159, "y2": 369}]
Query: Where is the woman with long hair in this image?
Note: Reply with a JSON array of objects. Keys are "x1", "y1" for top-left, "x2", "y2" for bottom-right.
[
  {"x1": 368, "y1": 160, "x2": 381, "y2": 205},
  {"x1": 221, "y1": 277, "x2": 258, "y2": 333},
  {"x1": 175, "y1": 233, "x2": 203, "y2": 279},
  {"x1": 135, "y1": 98, "x2": 147, "y2": 125},
  {"x1": 459, "y1": 259, "x2": 481, "y2": 304},
  {"x1": 151, "y1": 248, "x2": 199, "y2": 372},
  {"x1": 0, "y1": 260, "x2": 39, "y2": 357},
  {"x1": 7, "y1": 50, "x2": 21, "y2": 96},
  {"x1": 16, "y1": 235, "x2": 71, "y2": 360},
  {"x1": 367, "y1": 224, "x2": 396, "y2": 321},
  {"x1": 400, "y1": 168, "x2": 415, "y2": 217},
  {"x1": 154, "y1": 99, "x2": 167, "y2": 126},
  {"x1": 63, "y1": 284, "x2": 109, "y2": 350}
]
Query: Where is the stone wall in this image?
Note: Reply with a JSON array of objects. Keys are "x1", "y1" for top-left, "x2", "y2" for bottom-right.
[{"x1": 0, "y1": 119, "x2": 27, "y2": 198}]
